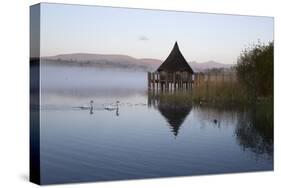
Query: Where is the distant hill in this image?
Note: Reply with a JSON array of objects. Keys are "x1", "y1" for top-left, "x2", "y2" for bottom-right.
[
  {"x1": 189, "y1": 61, "x2": 233, "y2": 72},
  {"x1": 42, "y1": 53, "x2": 234, "y2": 72}
]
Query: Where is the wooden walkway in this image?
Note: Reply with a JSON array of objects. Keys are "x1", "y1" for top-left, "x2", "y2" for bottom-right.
[{"x1": 148, "y1": 71, "x2": 237, "y2": 93}]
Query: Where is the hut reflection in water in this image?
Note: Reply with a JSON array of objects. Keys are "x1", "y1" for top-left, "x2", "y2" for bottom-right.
[{"x1": 148, "y1": 92, "x2": 192, "y2": 137}]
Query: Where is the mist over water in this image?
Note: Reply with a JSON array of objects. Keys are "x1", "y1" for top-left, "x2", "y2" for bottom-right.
[{"x1": 41, "y1": 62, "x2": 147, "y2": 106}]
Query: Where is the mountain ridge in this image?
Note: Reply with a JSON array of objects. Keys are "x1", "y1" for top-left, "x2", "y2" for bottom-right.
[{"x1": 42, "y1": 53, "x2": 234, "y2": 72}]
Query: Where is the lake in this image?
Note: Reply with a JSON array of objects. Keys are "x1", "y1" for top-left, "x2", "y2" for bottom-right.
[{"x1": 39, "y1": 63, "x2": 273, "y2": 184}]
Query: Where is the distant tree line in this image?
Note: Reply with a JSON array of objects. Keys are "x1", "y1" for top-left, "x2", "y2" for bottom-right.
[{"x1": 235, "y1": 41, "x2": 273, "y2": 101}]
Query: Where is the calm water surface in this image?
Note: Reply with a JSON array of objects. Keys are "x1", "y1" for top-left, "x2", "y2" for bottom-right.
[{"x1": 39, "y1": 63, "x2": 273, "y2": 184}]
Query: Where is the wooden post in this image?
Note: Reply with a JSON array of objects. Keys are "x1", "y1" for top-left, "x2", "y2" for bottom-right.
[
  {"x1": 160, "y1": 72, "x2": 163, "y2": 92},
  {"x1": 186, "y1": 74, "x2": 190, "y2": 90},
  {"x1": 186, "y1": 73, "x2": 189, "y2": 90},
  {"x1": 182, "y1": 72, "x2": 184, "y2": 91},
  {"x1": 189, "y1": 74, "x2": 191, "y2": 90},
  {"x1": 156, "y1": 73, "x2": 158, "y2": 92},
  {"x1": 165, "y1": 73, "x2": 168, "y2": 91},
  {"x1": 178, "y1": 73, "x2": 180, "y2": 91},
  {"x1": 148, "y1": 72, "x2": 151, "y2": 90},
  {"x1": 182, "y1": 73, "x2": 184, "y2": 91},
  {"x1": 152, "y1": 73, "x2": 155, "y2": 91},
  {"x1": 173, "y1": 72, "x2": 176, "y2": 91},
  {"x1": 194, "y1": 73, "x2": 196, "y2": 88},
  {"x1": 187, "y1": 72, "x2": 189, "y2": 91}
]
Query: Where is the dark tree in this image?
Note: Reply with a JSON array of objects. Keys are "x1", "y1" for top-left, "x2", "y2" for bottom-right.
[{"x1": 236, "y1": 41, "x2": 273, "y2": 100}]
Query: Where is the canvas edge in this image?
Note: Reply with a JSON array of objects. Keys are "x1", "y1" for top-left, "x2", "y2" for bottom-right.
[{"x1": 30, "y1": 3, "x2": 41, "y2": 185}]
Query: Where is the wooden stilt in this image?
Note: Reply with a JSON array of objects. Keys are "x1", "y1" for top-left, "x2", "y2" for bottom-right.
[{"x1": 147, "y1": 71, "x2": 194, "y2": 93}]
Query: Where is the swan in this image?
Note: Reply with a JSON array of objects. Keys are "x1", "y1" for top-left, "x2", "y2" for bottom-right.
[
  {"x1": 79, "y1": 100, "x2": 94, "y2": 110},
  {"x1": 104, "y1": 101, "x2": 119, "y2": 111}
]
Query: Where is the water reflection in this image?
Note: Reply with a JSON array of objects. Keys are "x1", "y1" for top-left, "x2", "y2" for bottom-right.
[
  {"x1": 235, "y1": 105, "x2": 273, "y2": 158},
  {"x1": 148, "y1": 92, "x2": 273, "y2": 157},
  {"x1": 116, "y1": 107, "x2": 119, "y2": 116},
  {"x1": 192, "y1": 105, "x2": 238, "y2": 129},
  {"x1": 39, "y1": 65, "x2": 273, "y2": 184},
  {"x1": 192, "y1": 104, "x2": 273, "y2": 158},
  {"x1": 148, "y1": 92, "x2": 192, "y2": 136}
]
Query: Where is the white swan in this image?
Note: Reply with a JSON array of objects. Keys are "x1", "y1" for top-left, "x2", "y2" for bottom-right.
[
  {"x1": 104, "y1": 101, "x2": 119, "y2": 111},
  {"x1": 79, "y1": 100, "x2": 94, "y2": 110}
]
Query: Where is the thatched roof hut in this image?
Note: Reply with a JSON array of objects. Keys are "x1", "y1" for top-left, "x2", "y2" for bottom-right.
[
  {"x1": 157, "y1": 42, "x2": 194, "y2": 73},
  {"x1": 148, "y1": 42, "x2": 194, "y2": 92}
]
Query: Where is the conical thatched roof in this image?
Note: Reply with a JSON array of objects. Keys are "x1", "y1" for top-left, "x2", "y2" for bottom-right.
[{"x1": 157, "y1": 42, "x2": 194, "y2": 73}]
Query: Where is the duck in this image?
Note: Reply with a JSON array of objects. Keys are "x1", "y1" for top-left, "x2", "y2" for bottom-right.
[{"x1": 104, "y1": 101, "x2": 119, "y2": 111}]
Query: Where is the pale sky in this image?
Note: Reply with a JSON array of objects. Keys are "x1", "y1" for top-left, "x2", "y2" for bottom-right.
[{"x1": 40, "y1": 3, "x2": 274, "y2": 64}]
